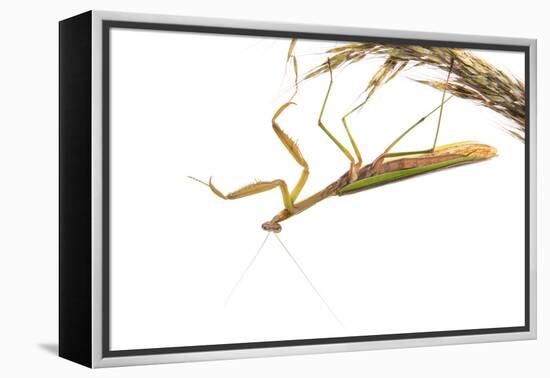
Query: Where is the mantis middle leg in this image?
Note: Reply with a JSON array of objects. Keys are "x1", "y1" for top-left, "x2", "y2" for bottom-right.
[{"x1": 317, "y1": 60, "x2": 362, "y2": 180}]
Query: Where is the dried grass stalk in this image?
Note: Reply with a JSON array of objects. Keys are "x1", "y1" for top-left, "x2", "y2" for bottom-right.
[{"x1": 303, "y1": 43, "x2": 526, "y2": 141}]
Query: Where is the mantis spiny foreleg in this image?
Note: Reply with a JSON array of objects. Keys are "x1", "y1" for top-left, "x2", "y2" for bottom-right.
[
  {"x1": 271, "y1": 41, "x2": 310, "y2": 202},
  {"x1": 272, "y1": 102, "x2": 309, "y2": 202},
  {"x1": 188, "y1": 39, "x2": 311, "y2": 222},
  {"x1": 188, "y1": 175, "x2": 293, "y2": 207}
]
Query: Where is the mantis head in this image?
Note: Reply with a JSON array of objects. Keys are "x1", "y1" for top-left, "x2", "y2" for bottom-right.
[{"x1": 262, "y1": 221, "x2": 282, "y2": 233}]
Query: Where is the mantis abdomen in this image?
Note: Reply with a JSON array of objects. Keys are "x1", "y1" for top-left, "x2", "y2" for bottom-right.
[{"x1": 339, "y1": 142, "x2": 497, "y2": 195}]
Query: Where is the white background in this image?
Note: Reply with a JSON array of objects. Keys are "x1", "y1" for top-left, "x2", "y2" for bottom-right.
[
  {"x1": 0, "y1": 0, "x2": 547, "y2": 376},
  {"x1": 109, "y1": 30, "x2": 525, "y2": 349}
]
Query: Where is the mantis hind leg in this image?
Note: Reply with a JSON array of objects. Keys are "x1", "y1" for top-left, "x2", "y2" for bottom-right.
[{"x1": 370, "y1": 59, "x2": 455, "y2": 173}]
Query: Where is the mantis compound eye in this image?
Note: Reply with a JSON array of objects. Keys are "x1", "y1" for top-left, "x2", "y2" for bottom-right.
[{"x1": 262, "y1": 221, "x2": 282, "y2": 233}]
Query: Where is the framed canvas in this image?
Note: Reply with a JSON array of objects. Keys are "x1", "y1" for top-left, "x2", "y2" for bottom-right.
[{"x1": 59, "y1": 10, "x2": 537, "y2": 368}]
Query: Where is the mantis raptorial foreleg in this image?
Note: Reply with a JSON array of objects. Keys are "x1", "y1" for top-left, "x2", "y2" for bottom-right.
[
  {"x1": 188, "y1": 100, "x2": 309, "y2": 218},
  {"x1": 272, "y1": 102, "x2": 309, "y2": 202},
  {"x1": 271, "y1": 41, "x2": 310, "y2": 203},
  {"x1": 188, "y1": 176, "x2": 295, "y2": 212},
  {"x1": 188, "y1": 40, "x2": 310, "y2": 220}
]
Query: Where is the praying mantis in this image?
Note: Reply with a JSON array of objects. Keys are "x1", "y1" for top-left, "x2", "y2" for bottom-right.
[{"x1": 190, "y1": 40, "x2": 497, "y2": 233}]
